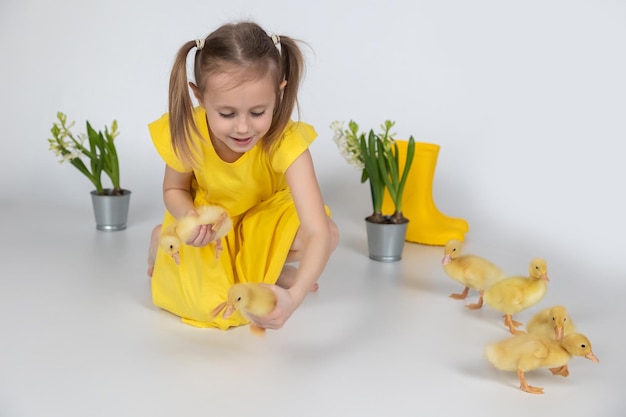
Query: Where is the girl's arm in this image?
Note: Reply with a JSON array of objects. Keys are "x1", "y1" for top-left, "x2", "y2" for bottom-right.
[
  {"x1": 251, "y1": 149, "x2": 335, "y2": 329},
  {"x1": 163, "y1": 165, "x2": 195, "y2": 218},
  {"x1": 162, "y1": 165, "x2": 217, "y2": 246}
]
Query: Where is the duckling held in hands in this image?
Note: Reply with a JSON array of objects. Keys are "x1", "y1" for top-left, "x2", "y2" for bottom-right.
[
  {"x1": 210, "y1": 283, "x2": 277, "y2": 337},
  {"x1": 175, "y1": 205, "x2": 233, "y2": 245},
  {"x1": 158, "y1": 205, "x2": 233, "y2": 264},
  {"x1": 484, "y1": 258, "x2": 549, "y2": 334},
  {"x1": 485, "y1": 332, "x2": 599, "y2": 394},
  {"x1": 441, "y1": 240, "x2": 506, "y2": 309}
]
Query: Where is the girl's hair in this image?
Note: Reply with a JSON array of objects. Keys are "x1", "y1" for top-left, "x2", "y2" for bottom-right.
[{"x1": 168, "y1": 21, "x2": 305, "y2": 167}]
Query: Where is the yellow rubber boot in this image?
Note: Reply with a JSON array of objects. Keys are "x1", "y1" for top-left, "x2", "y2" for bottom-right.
[{"x1": 382, "y1": 141, "x2": 469, "y2": 245}]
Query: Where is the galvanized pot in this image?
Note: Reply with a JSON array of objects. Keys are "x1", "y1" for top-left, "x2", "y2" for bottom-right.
[
  {"x1": 90, "y1": 189, "x2": 131, "y2": 231},
  {"x1": 365, "y1": 218, "x2": 408, "y2": 262}
]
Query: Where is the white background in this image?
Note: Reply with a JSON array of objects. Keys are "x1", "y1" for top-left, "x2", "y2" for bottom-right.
[
  {"x1": 1, "y1": 1, "x2": 625, "y2": 416},
  {"x1": 3, "y1": 0, "x2": 625, "y2": 276}
]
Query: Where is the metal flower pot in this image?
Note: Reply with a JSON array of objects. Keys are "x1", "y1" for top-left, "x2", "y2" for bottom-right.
[
  {"x1": 90, "y1": 189, "x2": 131, "y2": 231},
  {"x1": 365, "y1": 218, "x2": 409, "y2": 262}
]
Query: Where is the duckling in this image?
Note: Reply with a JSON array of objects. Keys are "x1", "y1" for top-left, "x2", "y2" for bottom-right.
[
  {"x1": 527, "y1": 305, "x2": 576, "y2": 342},
  {"x1": 483, "y1": 258, "x2": 549, "y2": 334},
  {"x1": 158, "y1": 204, "x2": 233, "y2": 264},
  {"x1": 485, "y1": 332, "x2": 599, "y2": 394},
  {"x1": 441, "y1": 239, "x2": 506, "y2": 309},
  {"x1": 210, "y1": 283, "x2": 277, "y2": 337},
  {"x1": 527, "y1": 305, "x2": 578, "y2": 376}
]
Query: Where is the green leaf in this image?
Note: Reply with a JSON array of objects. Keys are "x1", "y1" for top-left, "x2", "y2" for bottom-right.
[
  {"x1": 49, "y1": 112, "x2": 121, "y2": 193},
  {"x1": 395, "y1": 136, "x2": 416, "y2": 213}
]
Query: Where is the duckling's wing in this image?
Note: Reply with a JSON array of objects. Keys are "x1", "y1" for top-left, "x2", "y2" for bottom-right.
[
  {"x1": 516, "y1": 338, "x2": 551, "y2": 371},
  {"x1": 460, "y1": 257, "x2": 485, "y2": 285},
  {"x1": 175, "y1": 216, "x2": 201, "y2": 242},
  {"x1": 486, "y1": 279, "x2": 524, "y2": 306},
  {"x1": 531, "y1": 339, "x2": 550, "y2": 360},
  {"x1": 245, "y1": 285, "x2": 277, "y2": 316}
]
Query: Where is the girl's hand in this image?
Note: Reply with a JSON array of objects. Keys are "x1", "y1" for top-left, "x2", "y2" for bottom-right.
[
  {"x1": 185, "y1": 223, "x2": 217, "y2": 247},
  {"x1": 247, "y1": 285, "x2": 300, "y2": 330},
  {"x1": 183, "y1": 209, "x2": 218, "y2": 247}
]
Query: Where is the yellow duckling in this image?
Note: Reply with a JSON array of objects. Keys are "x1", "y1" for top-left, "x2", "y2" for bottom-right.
[
  {"x1": 526, "y1": 305, "x2": 578, "y2": 376},
  {"x1": 441, "y1": 239, "x2": 506, "y2": 309},
  {"x1": 210, "y1": 283, "x2": 277, "y2": 337},
  {"x1": 483, "y1": 258, "x2": 549, "y2": 334},
  {"x1": 527, "y1": 305, "x2": 576, "y2": 342},
  {"x1": 159, "y1": 204, "x2": 233, "y2": 264},
  {"x1": 485, "y1": 332, "x2": 599, "y2": 394}
]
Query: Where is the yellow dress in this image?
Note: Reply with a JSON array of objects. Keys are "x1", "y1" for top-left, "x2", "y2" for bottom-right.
[{"x1": 148, "y1": 107, "x2": 317, "y2": 329}]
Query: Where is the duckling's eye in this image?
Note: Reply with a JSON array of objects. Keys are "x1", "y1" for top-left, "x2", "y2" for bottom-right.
[
  {"x1": 169, "y1": 245, "x2": 174, "y2": 250},
  {"x1": 552, "y1": 317, "x2": 555, "y2": 321},
  {"x1": 581, "y1": 344, "x2": 586, "y2": 348},
  {"x1": 237, "y1": 297, "x2": 242, "y2": 302},
  {"x1": 563, "y1": 317, "x2": 567, "y2": 322}
]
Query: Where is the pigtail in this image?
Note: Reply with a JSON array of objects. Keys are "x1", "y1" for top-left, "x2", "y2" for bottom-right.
[
  {"x1": 168, "y1": 40, "x2": 202, "y2": 167},
  {"x1": 263, "y1": 35, "x2": 305, "y2": 151}
]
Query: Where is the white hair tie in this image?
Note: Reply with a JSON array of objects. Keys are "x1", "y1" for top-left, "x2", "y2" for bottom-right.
[
  {"x1": 270, "y1": 34, "x2": 281, "y2": 55},
  {"x1": 195, "y1": 38, "x2": 205, "y2": 50}
]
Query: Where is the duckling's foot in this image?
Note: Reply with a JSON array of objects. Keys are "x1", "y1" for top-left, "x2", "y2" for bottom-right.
[
  {"x1": 214, "y1": 238, "x2": 223, "y2": 259},
  {"x1": 549, "y1": 365, "x2": 570, "y2": 377},
  {"x1": 521, "y1": 384, "x2": 544, "y2": 394},
  {"x1": 466, "y1": 291, "x2": 484, "y2": 309},
  {"x1": 147, "y1": 224, "x2": 162, "y2": 277},
  {"x1": 518, "y1": 369, "x2": 544, "y2": 394},
  {"x1": 507, "y1": 324, "x2": 526, "y2": 335},
  {"x1": 449, "y1": 287, "x2": 469, "y2": 300},
  {"x1": 211, "y1": 212, "x2": 228, "y2": 231},
  {"x1": 249, "y1": 323, "x2": 267, "y2": 338},
  {"x1": 504, "y1": 315, "x2": 526, "y2": 334}
]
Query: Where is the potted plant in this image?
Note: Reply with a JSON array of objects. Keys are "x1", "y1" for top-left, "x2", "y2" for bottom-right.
[
  {"x1": 331, "y1": 119, "x2": 415, "y2": 261},
  {"x1": 48, "y1": 111, "x2": 131, "y2": 231}
]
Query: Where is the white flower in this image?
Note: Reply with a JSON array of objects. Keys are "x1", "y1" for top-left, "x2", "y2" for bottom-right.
[
  {"x1": 330, "y1": 120, "x2": 364, "y2": 170},
  {"x1": 48, "y1": 111, "x2": 123, "y2": 193}
]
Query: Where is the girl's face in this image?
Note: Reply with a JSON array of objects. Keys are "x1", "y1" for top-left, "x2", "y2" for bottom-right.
[{"x1": 195, "y1": 71, "x2": 277, "y2": 162}]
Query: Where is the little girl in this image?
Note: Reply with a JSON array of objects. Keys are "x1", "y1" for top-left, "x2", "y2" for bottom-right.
[{"x1": 147, "y1": 21, "x2": 339, "y2": 330}]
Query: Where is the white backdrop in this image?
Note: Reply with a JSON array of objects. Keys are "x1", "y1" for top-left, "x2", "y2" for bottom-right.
[{"x1": 2, "y1": 0, "x2": 625, "y2": 278}]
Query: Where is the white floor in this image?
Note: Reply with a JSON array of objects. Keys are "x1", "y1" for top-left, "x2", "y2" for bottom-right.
[{"x1": 1, "y1": 194, "x2": 624, "y2": 417}]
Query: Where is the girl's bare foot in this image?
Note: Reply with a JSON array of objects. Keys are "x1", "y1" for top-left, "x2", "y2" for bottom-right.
[
  {"x1": 147, "y1": 225, "x2": 162, "y2": 277},
  {"x1": 275, "y1": 264, "x2": 319, "y2": 292}
]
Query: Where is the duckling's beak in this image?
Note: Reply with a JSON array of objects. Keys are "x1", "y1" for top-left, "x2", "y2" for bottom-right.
[
  {"x1": 540, "y1": 274, "x2": 549, "y2": 283},
  {"x1": 442, "y1": 255, "x2": 451, "y2": 265},
  {"x1": 555, "y1": 327, "x2": 563, "y2": 341},
  {"x1": 172, "y1": 252, "x2": 180, "y2": 265},
  {"x1": 210, "y1": 301, "x2": 228, "y2": 319},
  {"x1": 585, "y1": 352, "x2": 600, "y2": 363},
  {"x1": 222, "y1": 303, "x2": 236, "y2": 319}
]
